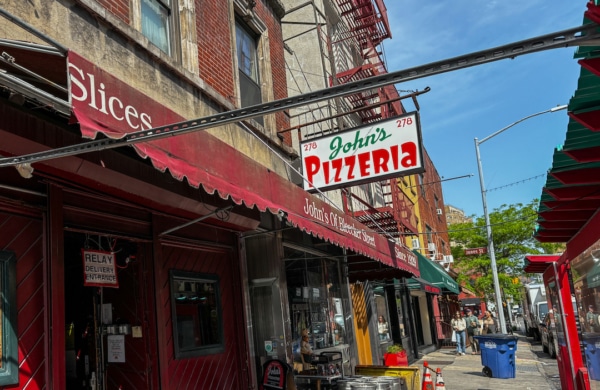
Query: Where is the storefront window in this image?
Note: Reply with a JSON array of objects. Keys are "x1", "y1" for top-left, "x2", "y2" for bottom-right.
[
  {"x1": 375, "y1": 292, "x2": 390, "y2": 342},
  {"x1": 169, "y1": 270, "x2": 224, "y2": 358},
  {"x1": 0, "y1": 251, "x2": 17, "y2": 385},
  {"x1": 284, "y1": 246, "x2": 346, "y2": 354},
  {"x1": 570, "y1": 238, "x2": 600, "y2": 384}
]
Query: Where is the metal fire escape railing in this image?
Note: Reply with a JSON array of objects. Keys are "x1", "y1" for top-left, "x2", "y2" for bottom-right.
[
  {"x1": 335, "y1": 0, "x2": 391, "y2": 48},
  {"x1": 352, "y1": 179, "x2": 419, "y2": 238},
  {"x1": 333, "y1": 0, "x2": 401, "y2": 124},
  {"x1": 332, "y1": 0, "x2": 417, "y2": 239}
]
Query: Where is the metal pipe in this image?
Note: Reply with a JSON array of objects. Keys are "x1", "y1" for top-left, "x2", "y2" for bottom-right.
[
  {"x1": 1, "y1": 25, "x2": 593, "y2": 166},
  {"x1": 278, "y1": 87, "x2": 431, "y2": 134},
  {"x1": 474, "y1": 104, "x2": 567, "y2": 334},
  {"x1": 0, "y1": 8, "x2": 68, "y2": 54},
  {"x1": 158, "y1": 206, "x2": 234, "y2": 236}
]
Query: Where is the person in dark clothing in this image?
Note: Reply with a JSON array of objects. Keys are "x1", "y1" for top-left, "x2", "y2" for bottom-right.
[{"x1": 465, "y1": 309, "x2": 480, "y2": 354}]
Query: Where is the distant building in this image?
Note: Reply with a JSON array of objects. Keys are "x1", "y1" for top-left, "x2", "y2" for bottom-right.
[{"x1": 445, "y1": 204, "x2": 473, "y2": 225}]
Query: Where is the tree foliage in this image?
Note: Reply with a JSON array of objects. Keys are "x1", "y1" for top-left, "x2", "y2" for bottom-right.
[{"x1": 449, "y1": 200, "x2": 564, "y2": 302}]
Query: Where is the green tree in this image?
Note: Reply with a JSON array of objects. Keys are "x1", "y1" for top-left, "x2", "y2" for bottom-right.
[{"x1": 449, "y1": 200, "x2": 564, "y2": 301}]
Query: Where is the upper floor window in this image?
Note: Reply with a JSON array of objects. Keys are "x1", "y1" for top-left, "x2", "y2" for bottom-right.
[
  {"x1": 425, "y1": 225, "x2": 433, "y2": 247},
  {"x1": 141, "y1": 0, "x2": 172, "y2": 54},
  {"x1": 236, "y1": 21, "x2": 263, "y2": 124},
  {"x1": 418, "y1": 173, "x2": 426, "y2": 197}
]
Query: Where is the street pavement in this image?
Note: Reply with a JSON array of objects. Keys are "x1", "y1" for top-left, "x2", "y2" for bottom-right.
[{"x1": 414, "y1": 329, "x2": 561, "y2": 390}]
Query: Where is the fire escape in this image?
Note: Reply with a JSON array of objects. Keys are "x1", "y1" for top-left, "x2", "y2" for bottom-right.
[{"x1": 333, "y1": 0, "x2": 419, "y2": 238}]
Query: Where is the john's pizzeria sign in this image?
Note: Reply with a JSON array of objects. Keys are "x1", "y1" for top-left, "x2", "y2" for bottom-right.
[{"x1": 300, "y1": 112, "x2": 424, "y2": 192}]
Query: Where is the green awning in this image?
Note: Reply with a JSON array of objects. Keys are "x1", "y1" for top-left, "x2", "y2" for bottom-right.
[
  {"x1": 406, "y1": 277, "x2": 441, "y2": 294},
  {"x1": 413, "y1": 250, "x2": 460, "y2": 294}
]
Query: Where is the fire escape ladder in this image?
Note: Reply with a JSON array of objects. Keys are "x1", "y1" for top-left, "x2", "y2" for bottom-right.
[
  {"x1": 389, "y1": 179, "x2": 419, "y2": 235},
  {"x1": 334, "y1": 0, "x2": 392, "y2": 47},
  {"x1": 334, "y1": 64, "x2": 381, "y2": 122},
  {"x1": 332, "y1": 0, "x2": 401, "y2": 124},
  {"x1": 351, "y1": 184, "x2": 400, "y2": 239}
]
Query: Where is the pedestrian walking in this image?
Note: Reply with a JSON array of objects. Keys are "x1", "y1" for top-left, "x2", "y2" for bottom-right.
[
  {"x1": 465, "y1": 309, "x2": 480, "y2": 354},
  {"x1": 451, "y1": 310, "x2": 467, "y2": 355},
  {"x1": 482, "y1": 311, "x2": 497, "y2": 334}
]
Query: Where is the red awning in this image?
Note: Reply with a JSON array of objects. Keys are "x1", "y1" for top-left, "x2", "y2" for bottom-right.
[
  {"x1": 67, "y1": 51, "x2": 419, "y2": 277},
  {"x1": 523, "y1": 255, "x2": 562, "y2": 273}
]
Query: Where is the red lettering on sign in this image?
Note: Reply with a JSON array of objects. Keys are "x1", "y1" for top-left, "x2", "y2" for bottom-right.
[{"x1": 304, "y1": 142, "x2": 417, "y2": 188}]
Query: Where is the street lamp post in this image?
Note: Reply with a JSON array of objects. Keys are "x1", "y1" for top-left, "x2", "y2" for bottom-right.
[{"x1": 474, "y1": 104, "x2": 567, "y2": 334}]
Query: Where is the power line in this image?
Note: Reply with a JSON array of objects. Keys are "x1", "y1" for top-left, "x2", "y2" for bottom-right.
[{"x1": 486, "y1": 173, "x2": 547, "y2": 192}]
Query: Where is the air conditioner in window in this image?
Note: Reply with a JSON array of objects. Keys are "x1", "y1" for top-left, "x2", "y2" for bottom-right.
[
  {"x1": 411, "y1": 238, "x2": 420, "y2": 249},
  {"x1": 436, "y1": 208, "x2": 443, "y2": 215},
  {"x1": 443, "y1": 255, "x2": 454, "y2": 263},
  {"x1": 427, "y1": 243, "x2": 436, "y2": 252}
]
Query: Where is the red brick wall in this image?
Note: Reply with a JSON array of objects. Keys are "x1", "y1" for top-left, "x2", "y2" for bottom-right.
[
  {"x1": 255, "y1": 1, "x2": 291, "y2": 140},
  {"x1": 195, "y1": 0, "x2": 290, "y2": 143},
  {"x1": 195, "y1": 0, "x2": 236, "y2": 100},
  {"x1": 97, "y1": 0, "x2": 130, "y2": 24}
]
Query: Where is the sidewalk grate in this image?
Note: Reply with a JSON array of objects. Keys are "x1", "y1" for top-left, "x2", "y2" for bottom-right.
[
  {"x1": 516, "y1": 365, "x2": 539, "y2": 372},
  {"x1": 421, "y1": 361, "x2": 454, "y2": 366}
]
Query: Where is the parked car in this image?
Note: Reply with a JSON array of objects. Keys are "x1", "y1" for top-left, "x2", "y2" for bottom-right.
[{"x1": 540, "y1": 311, "x2": 558, "y2": 359}]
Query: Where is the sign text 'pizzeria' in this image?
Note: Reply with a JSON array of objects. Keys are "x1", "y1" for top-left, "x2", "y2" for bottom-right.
[{"x1": 300, "y1": 112, "x2": 424, "y2": 192}]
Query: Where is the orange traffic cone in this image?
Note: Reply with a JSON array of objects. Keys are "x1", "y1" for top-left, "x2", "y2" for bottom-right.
[
  {"x1": 422, "y1": 361, "x2": 434, "y2": 390},
  {"x1": 435, "y1": 367, "x2": 446, "y2": 389}
]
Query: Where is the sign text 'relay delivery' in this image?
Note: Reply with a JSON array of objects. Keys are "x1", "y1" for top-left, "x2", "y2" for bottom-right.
[
  {"x1": 82, "y1": 249, "x2": 119, "y2": 288},
  {"x1": 300, "y1": 112, "x2": 424, "y2": 192}
]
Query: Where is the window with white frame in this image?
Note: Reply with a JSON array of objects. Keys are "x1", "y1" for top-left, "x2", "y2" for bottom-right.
[{"x1": 141, "y1": 0, "x2": 172, "y2": 54}]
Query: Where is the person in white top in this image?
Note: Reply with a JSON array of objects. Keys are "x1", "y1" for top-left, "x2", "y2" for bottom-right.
[
  {"x1": 451, "y1": 310, "x2": 467, "y2": 355},
  {"x1": 378, "y1": 315, "x2": 390, "y2": 340}
]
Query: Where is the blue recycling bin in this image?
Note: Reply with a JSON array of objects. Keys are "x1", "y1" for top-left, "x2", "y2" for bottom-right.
[
  {"x1": 583, "y1": 333, "x2": 600, "y2": 380},
  {"x1": 473, "y1": 334, "x2": 518, "y2": 378}
]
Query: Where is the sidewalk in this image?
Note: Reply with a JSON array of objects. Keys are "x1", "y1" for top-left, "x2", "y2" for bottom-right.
[{"x1": 414, "y1": 333, "x2": 558, "y2": 389}]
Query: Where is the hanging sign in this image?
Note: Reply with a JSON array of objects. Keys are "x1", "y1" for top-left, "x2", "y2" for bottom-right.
[
  {"x1": 300, "y1": 112, "x2": 424, "y2": 192},
  {"x1": 82, "y1": 249, "x2": 119, "y2": 288}
]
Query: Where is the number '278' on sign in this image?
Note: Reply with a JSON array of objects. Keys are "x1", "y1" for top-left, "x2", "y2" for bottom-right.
[{"x1": 300, "y1": 112, "x2": 425, "y2": 192}]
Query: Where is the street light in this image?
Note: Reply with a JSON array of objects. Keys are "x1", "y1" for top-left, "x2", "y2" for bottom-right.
[{"x1": 474, "y1": 104, "x2": 567, "y2": 334}]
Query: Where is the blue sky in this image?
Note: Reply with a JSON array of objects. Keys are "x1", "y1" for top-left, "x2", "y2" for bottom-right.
[{"x1": 383, "y1": 1, "x2": 585, "y2": 218}]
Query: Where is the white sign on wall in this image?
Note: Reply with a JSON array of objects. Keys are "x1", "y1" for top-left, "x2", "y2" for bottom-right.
[
  {"x1": 107, "y1": 335, "x2": 126, "y2": 363},
  {"x1": 300, "y1": 112, "x2": 424, "y2": 192},
  {"x1": 81, "y1": 249, "x2": 119, "y2": 288}
]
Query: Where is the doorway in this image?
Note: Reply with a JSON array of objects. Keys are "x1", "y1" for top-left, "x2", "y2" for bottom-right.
[
  {"x1": 411, "y1": 296, "x2": 424, "y2": 346},
  {"x1": 64, "y1": 231, "x2": 148, "y2": 390}
]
